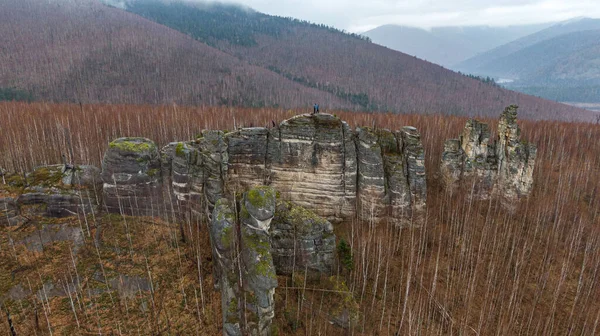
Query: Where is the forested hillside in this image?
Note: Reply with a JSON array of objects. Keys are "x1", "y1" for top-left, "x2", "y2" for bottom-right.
[
  {"x1": 457, "y1": 18, "x2": 600, "y2": 103},
  {"x1": 125, "y1": 0, "x2": 595, "y2": 121},
  {"x1": 0, "y1": 0, "x2": 596, "y2": 121},
  {"x1": 0, "y1": 0, "x2": 353, "y2": 109},
  {"x1": 458, "y1": 18, "x2": 600, "y2": 72}
]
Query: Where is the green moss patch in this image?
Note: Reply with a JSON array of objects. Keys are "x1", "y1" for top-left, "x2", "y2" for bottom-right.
[{"x1": 109, "y1": 138, "x2": 155, "y2": 153}]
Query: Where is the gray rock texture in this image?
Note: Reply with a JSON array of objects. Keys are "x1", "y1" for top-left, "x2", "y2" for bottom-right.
[
  {"x1": 0, "y1": 197, "x2": 23, "y2": 226},
  {"x1": 239, "y1": 186, "x2": 278, "y2": 336},
  {"x1": 153, "y1": 114, "x2": 423, "y2": 226},
  {"x1": 226, "y1": 128, "x2": 269, "y2": 192},
  {"x1": 1, "y1": 165, "x2": 101, "y2": 221},
  {"x1": 497, "y1": 106, "x2": 537, "y2": 199},
  {"x1": 209, "y1": 189, "x2": 338, "y2": 336},
  {"x1": 210, "y1": 199, "x2": 242, "y2": 336},
  {"x1": 441, "y1": 106, "x2": 536, "y2": 200},
  {"x1": 268, "y1": 114, "x2": 356, "y2": 223},
  {"x1": 270, "y1": 200, "x2": 336, "y2": 276},
  {"x1": 102, "y1": 137, "x2": 162, "y2": 217}
]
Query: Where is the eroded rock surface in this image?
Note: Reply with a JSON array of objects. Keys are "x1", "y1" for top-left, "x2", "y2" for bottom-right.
[
  {"x1": 239, "y1": 187, "x2": 278, "y2": 336},
  {"x1": 268, "y1": 114, "x2": 356, "y2": 223},
  {"x1": 156, "y1": 113, "x2": 424, "y2": 226},
  {"x1": 1, "y1": 197, "x2": 22, "y2": 226},
  {"x1": 441, "y1": 106, "x2": 536, "y2": 200},
  {"x1": 271, "y1": 200, "x2": 336, "y2": 276},
  {"x1": 210, "y1": 199, "x2": 242, "y2": 336},
  {"x1": 102, "y1": 137, "x2": 162, "y2": 216}
]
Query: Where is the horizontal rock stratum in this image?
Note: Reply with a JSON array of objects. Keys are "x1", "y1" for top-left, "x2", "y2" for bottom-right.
[{"x1": 151, "y1": 113, "x2": 428, "y2": 227}]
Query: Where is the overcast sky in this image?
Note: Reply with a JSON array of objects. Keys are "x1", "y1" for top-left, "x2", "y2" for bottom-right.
[{"x1": 225, "y1": 0, "x2": 600, "y2": 32}]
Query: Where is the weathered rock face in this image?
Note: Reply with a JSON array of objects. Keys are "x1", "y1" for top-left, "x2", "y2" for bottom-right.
[
  {"x1": 441, "y1": 106, "x2": 536, "y2": 200},
  {"x1": 355, "y1": 126, "x2": 427, "y2": 225},
  {"x1": 497, "y1": 106, "x2": 537, "y2": 199},
  {"x1": 102, "y1": 137, "x2": 162, "y2": 217},
  {"x1": 210, "y1": 199, "x2": 242, "y2": 336},
  {"x1": 209, "y1": 186, "x2": 336, "y2": 336},
  {"x1": 239, "y1": 187, "x2": 278, "y2": 336},
  {"x1": 226, "y1": 128, "x2": 269, "y2": 192},
  {"x1": 271, "y1": 201, "x2": 336, "y2": 276},
  {"x1": 199, "y1": 131, "x2": 229, "y2": 219},
  {"x1": 0, "y1": 165, "x2": 101, "y2": 222},
  {"x1": 0, "y1": 197, "x2": 22, "y2": 226},
  {"x1": 268, "y1": 114, "x2": 357, "y2": 223},
  {"x1": 156, "y1": 113, "x2": 424, "y2": 226}
]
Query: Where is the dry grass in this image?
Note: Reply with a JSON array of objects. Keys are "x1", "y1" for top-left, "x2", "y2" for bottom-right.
[{"x1": 1, "y1": 101, "x2": 599, "y2": 335}]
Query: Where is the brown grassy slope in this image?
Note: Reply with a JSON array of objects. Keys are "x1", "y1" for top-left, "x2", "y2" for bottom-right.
[
  {"x1": 1, "y1": 101, "x2": 599, "y2": 335},
  {"x1": 220, "y1": 26, "x2": 598, "y2": 121},
  {"x1": 0, "y1": 0, "x2": 353, "y2": 109}
]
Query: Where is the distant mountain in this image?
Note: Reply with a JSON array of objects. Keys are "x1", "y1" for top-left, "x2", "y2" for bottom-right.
[
  {"x1": 363, "y1": 24, "x2": 552, "y2": 67},
  {"x1": 0, "y1": 0, "x2": 595, "y2": 121},
  {"x1": 457, "y1": 18, "x2": 600, "y2": 103}
]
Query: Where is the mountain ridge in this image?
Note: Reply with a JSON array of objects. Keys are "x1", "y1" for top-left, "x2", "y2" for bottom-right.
[{"x1": 0, "y1": 0, "x2": 596, "y2": 121}]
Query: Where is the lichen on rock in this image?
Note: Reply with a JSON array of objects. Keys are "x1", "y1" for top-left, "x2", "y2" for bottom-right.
[
  {"x1": 270, "y1": 200, "x2": 336, "y2": 276},
  {"x1": 102, "y1": 137, "x2": 162, "y2": 217}
]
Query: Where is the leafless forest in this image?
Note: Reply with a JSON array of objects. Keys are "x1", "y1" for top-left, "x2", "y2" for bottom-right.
[{"x1": 1, "y1": 101, "x2": 598, "y2": 335}]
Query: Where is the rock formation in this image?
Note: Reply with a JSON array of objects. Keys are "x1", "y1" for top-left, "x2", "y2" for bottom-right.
[
  {"x1": 157, "y1": 113, "x2": 426, "y2": 227},
  {"x1": 441, "y1": 106, "x2": 537, "y2": 200},
  {"x1": 267, "y1": 114, "x2": 357, "y2": 223},
  {"x1": 209, "y1": 186, "x2": 337, "y2": 336},
  {"x1": 271, "y1": 200, "x2": 336, "y2": 276},
  {"x1": 0, "y1": 197, "x2": 21, "y2": 226},
  {"x1": 239, "y1": 187, "x2": 278, "y2": 336},
  {"x1": 102, "y1": 137, "x2": 162, "y2": 217},
  {"x1": 210, "y1": 199, "x2": 242, "y2": 336},
  {"x1": 1, "y1": 164, "x2": 101, "y2": 225}
]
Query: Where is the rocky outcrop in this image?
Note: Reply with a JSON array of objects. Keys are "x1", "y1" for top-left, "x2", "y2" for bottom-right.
[
  {"x1": 155, "y1": 113, "x2": 425, "y2": 226},
  {"x1": 497, "y1": 106, "x2": 537, "y2": 199},
  {"x1": 211, "y1": 199, "x2": 242, "y2": 336},
  {"x1": 226, "y1": 128, "x2": 269, "y2": 192},
  {"x1": 268, "y1": 114, "x2": 357, "y2": 223},
  {"x1": 355, "y1": 126, "x2": 427, "y2": 225},
  {"x1": 271, "y1": 201, "x2": 336, "y2": 276},
  {"x1": 0, "y1": 197, "x2": 22, "y2": 226},
  {"x1": 441, "y1": 106, "x2": 536, "y2": 200},
  {"x1": 102, "y1": 137, "x2": 162, "y2": 217},
  {"x1": 209, "y1": 186, "x2": 337, "y2": 336},
  {"x1": 239, "y1": 187, "x2": 278, "y2": 336},
  {"x1": 0, "y1": 165, "x2": 101, "y2": 223}
]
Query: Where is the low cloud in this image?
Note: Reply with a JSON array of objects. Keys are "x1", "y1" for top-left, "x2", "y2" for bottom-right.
[{"x1": 225, "y1": 0, "x2": 600, "y2": 31}]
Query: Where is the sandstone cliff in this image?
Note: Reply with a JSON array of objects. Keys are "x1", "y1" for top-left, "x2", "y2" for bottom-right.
[{"x1": 157, "y1": 113, "x2": 426, "y2": 227}]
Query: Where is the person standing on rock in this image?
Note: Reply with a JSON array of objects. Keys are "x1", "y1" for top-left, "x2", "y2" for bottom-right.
[{"x1": 313, "y1": 103, "x2": 320, "y2": 114}]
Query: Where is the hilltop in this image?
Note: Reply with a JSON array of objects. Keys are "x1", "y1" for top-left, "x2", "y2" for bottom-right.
[{"x1": 0, "y1": 0, "x2": 596, "y2": 121}]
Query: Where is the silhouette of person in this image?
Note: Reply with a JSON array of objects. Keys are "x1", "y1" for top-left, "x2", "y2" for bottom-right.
[{"x1": 313, "y1": 103, "x2": 318, "y2": 114}]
